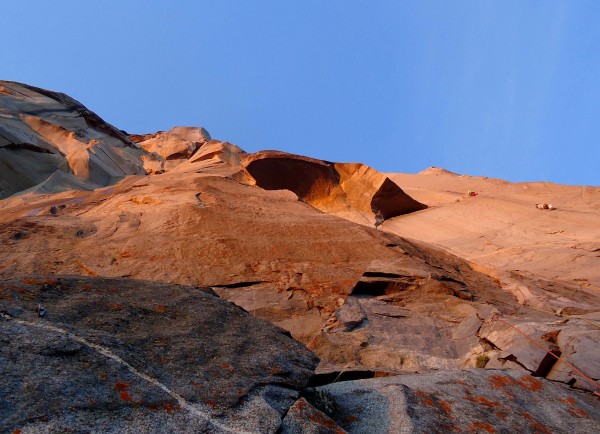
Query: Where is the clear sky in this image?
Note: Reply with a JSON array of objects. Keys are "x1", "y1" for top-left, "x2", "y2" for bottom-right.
[{"x1": 3, "y1": 1, "x2": 599, "y2": 186}]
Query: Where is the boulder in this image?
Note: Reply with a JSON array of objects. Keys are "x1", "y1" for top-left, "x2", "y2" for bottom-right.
[
  {"x1": 314, "y1": 369, "x2": 600, "y2": 433},
  {"x1": 132, "y1": 126, "x2": 211, "y2": 170},
  {"x1": 548, "y1": 325, "x2": 600, "y2": 389},
  {"x1": 0, "y1": 276, "x2": 319, "y2": 433},
  {"x1": 171, "y1": 140, "x2": 248, "y2": 181}
]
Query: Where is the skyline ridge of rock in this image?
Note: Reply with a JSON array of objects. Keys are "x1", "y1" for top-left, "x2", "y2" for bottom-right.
[{"x1": 0, "y1": 80, "x2": 425, "y2": 227}]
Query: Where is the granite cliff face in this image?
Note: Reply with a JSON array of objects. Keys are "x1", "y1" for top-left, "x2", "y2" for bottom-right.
[
  {"x1": 0, "y1": 81, "x2": 149, "y2": 198},
  {"x1": 1, "y1": 82, "x2": 598, "y2": 433},
  {"x1": 130, "y1": 126, "x2": 212, "y2": 172}
]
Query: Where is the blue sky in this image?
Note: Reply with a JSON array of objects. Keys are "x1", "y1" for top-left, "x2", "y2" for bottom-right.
[{"x1": 3, "y1": 1, "x2": 599, "y2": 185}]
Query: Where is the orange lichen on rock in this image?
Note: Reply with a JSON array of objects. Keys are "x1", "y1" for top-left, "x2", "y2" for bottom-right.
[
  {"x1": 417, "y1": 389, "x2": 435, "y2": 406},
  {"x1": 561, "y1": 397, "x2": 590, "y2": 417},
  {"x1": 488, "y1": 375, "x2": 513, "y2": 389},
  {"x1": 530, "y1": 421, "x2": 552, "y2": 434},
  {"x1": 468, "y1": 421, "x2": 496, "y2": 433},
  {"x1": 308, "y1": 411, "x2": 346, "y2": 433},
  {"x1": 153, "y1": 304, "x2": 167, "y2": 313},
  {"x1": 560, "y1": 397, "x2": 576, "y2": 404},
  {"x1": 162, "y1": 402, "x2": 182, "y2": 414},
  {"x1": 119, "y1": 391, "x2": 133, "y2": 402},
  {"x1": 113, "y1": 379, "x2": 134, "y2": 401},
  {"x1": 495, "y1": 411, "x2": 507, "y2": 421},
  {"x1": 439, "y1": 400, "x2": 453, "y2": 415},
  {"x1": 518, "y1": 376, "x2": 543, "y2": 391},
  {"x1": 114, "y1": 382, "x2": 129, "y2": 391},
  {"x1": 488, "y1": 374, "x2": 544, "y2": 398},
  {"x1": 465, "y1": 395, "x2": 502, "y2": 408},
  {"x1": 569, "y1": 407, "x2": 589, "y2": 417}
]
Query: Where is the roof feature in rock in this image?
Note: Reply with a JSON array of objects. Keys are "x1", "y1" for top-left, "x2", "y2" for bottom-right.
[{"x1": 243, "y1": 151, "x2": 427, "y2": 225}]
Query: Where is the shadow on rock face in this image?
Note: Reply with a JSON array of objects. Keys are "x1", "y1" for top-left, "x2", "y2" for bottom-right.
[{"x1": 244, "y1": 151, "x2": 427, "y2": 226}]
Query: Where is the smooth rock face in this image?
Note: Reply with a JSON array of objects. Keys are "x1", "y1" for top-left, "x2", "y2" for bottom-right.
[
  {"x1": 0, "y1": 276, "x2": 319, "y2": 433},
  {"x1": 315, "y1": 370, "x2": 600, "y2": 433},
  {"x1": 386, "y1": 169, "x2": 600, "y2": 303},
  {"x1": 0, "y1": 81, "x2": 148, "y2": 198}
]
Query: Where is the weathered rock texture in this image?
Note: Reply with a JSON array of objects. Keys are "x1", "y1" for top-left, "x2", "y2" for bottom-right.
[
  {"x1": 0, "y1": 276, "x2": 318, "y2": 433},
  {"x1": 131, "y1": 126, "x2": 211, "y2": 171},
  {"x1": 0, "y1": 81, "x2": 148, "y2": 198},
  {"x1": 280, "y1": 398, "x2": 346, "y2": 434},
  {"x1": 313, "y1": 369, "x2": 600, "y2": 433},
  {"x1": 308, "y1": 244, "x2": 516, "y2": 374}
]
